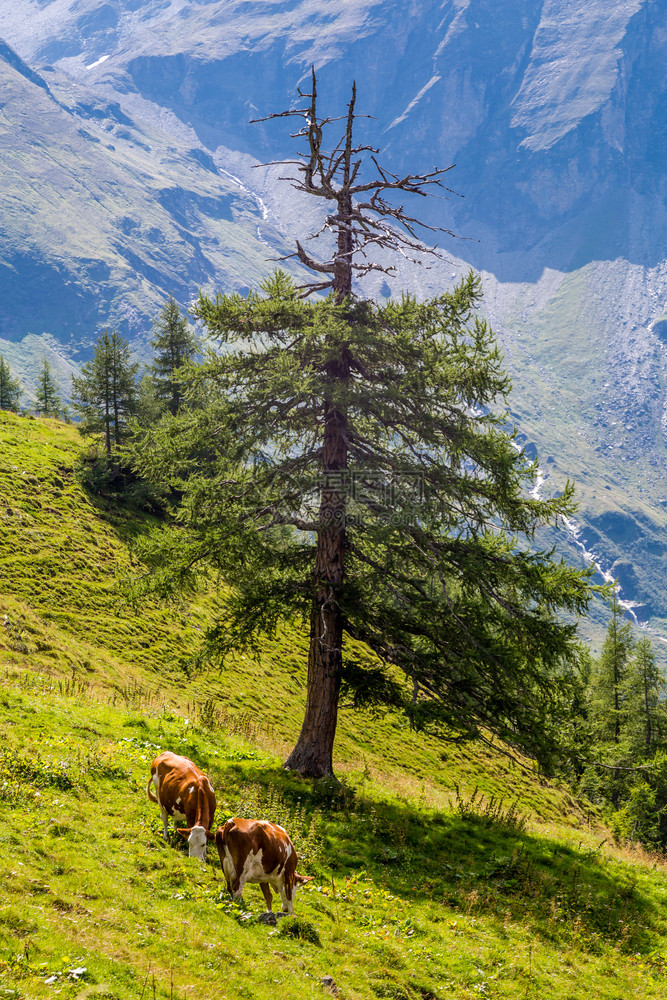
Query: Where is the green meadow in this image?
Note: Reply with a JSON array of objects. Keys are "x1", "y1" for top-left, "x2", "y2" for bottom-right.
[{"x1": 2, "y1": 409, "x2": 667, "y2": 999}]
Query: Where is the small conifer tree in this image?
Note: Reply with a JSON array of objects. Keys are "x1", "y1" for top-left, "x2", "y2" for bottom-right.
[
  {"x1": 0, "y1": 356, "x2": 21, "y2": 412},
  {"x1": 35, "y1": 358, "x2": 62, "y2": 417},
  {"x1": 624, "y1": 636, "x2": 663, "y2": 755},
  {"x1": 588, "y1": 598, "x2": 634, "y2": 748},
  {"x1": 148, "y1": 297, "x2": 200, "y2": 415},
  {"x1": 71, "y1": 330, "x2": 139, "y2": 455}
]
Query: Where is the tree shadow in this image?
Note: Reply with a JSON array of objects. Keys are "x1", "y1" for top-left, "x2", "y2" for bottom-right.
[{"x1": 217, "y1": 764, "x2": 660, "y2": 954}]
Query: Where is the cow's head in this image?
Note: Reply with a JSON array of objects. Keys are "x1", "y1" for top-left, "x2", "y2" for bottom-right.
[{"x1": 177, "y1": 825, "x2": 215, "y2": 861}]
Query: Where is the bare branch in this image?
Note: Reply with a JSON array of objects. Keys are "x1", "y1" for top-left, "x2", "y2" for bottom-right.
[
  {"x1": 294, "y1": 240, "x2": 335, "y2": 275},
  {"x1": 252, "y1": 68, "x2": 462, "y2": 296}
]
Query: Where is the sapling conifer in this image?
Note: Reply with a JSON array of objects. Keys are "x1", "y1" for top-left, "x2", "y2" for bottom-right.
[{"x1": 147, "y1": 296, "x2": 200, "y2": 416}]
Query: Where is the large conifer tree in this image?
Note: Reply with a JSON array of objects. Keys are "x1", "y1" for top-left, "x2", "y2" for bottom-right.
[{"x1": 134, "y1": 74, "x2": 593, "y2": 777}]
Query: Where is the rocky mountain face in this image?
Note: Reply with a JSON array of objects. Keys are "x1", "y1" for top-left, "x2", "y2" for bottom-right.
[{"x1": 1, "y1": 0, "x2": 667, "y2": 637}]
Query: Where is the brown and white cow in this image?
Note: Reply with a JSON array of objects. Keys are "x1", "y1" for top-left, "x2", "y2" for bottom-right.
[
  {"x1": 215, "y1": 817, "x2": 313, "y2": 913},
  {"x1": 146, "y1": 751, "x2": 216, "y2": 862}
]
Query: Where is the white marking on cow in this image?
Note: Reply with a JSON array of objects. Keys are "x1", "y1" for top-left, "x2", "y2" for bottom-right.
[
  {"x1": 221, "y1": 848, "x2": 235, "y2": 890},
  {"x1": 188, "y1": 825, "x2": 207, "y2": 863},
  {"x1": 240, "y1": 848, "x2": 265, "y2": 886}
]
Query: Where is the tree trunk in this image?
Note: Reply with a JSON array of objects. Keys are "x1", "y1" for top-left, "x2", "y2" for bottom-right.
[
  {"x1": 104, "y1": 396, "x2": 111, "y2": 457},
  {"x1": 112, "y1": 358, "x2": 120, "y2": 447},
  {"x1": 643, "y1": 668, "x2": 652, "y2": 752},
  {"x1": 611, "y1": 621, "x2": 621, "y2": 807},
  {"x1": 283, "y1": 530, "x2": 345, "y2": 777},
  {"x1": 284, "y1": 206, "x2": 352, "y2": 776},
  {"x1": 284, "y1": 384, "x2": 348, "y2": 777}
]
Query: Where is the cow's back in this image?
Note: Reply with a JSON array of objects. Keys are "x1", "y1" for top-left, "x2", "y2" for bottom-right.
[
  {"x1": 217, "y1": 818, "x2": 297, "y2": 881},
  {"x1": 150, "y1": 752, "x2": 215, "y2": 828}
]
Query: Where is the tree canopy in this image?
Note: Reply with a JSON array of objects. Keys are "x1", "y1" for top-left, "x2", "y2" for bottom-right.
[{"x1": 135, "y1": 269, "x2": 593, "y2": 774}]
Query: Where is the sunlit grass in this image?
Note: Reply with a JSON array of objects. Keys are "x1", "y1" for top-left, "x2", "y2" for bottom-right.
[{"x1": 2, "y1": 675, "x2": 667, "y2": 999}]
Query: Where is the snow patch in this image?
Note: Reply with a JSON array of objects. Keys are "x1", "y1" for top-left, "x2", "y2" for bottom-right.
[
  {"x1": 86, "y1": 54, "x2": 110, "y2": 70},
  {"x1": 386, "y1": 74, "x2": 442, "y2": 131},
  {"x1": 530, "y1": 455, "x2": 667, "y2": 644}
]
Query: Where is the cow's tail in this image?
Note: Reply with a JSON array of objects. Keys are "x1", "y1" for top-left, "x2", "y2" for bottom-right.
[{"x1": 146, "y1": 773, "x2": 158, "y2": 804}]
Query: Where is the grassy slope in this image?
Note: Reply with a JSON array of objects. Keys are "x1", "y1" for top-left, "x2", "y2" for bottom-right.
[{"x1": 2, "y1": 410, "x2": 667, "y2": 999}]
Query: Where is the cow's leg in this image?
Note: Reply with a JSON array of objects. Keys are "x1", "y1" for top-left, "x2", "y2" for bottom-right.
[
  {"x1": 229, "y1": 869, "x2": 246, "y2": 905},
  {"x1": 222, "y1": 857, "x2": 235, "y2": 896},
  {"x1": 152, "y1": 775, "x2": 169, "y2": 839},
  {"x1": 277, "y1": 876, "x2": 294, "y2": 915},
  {"x1": 260, "y1": 882, "x2": 273, "y2": 912}
]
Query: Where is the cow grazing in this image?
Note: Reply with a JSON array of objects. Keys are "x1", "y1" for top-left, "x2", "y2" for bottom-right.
[
  {"x1": 146, "y1": 751, "x2": 216, "y2": 862},
  {"x1": 216, "y1": 817, "x2": 313, "y2": 913}
]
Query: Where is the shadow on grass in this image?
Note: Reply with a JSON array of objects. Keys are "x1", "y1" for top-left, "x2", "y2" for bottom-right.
[
  {"x1": 209, "y1": 763, "x2": 659, "y2": 954},
  {"x1": 83, "y1": 488, "x2": 162, "y2": 546},
  {"x1": 75, "y1": 449, "x2": 168, "y2": 546}
]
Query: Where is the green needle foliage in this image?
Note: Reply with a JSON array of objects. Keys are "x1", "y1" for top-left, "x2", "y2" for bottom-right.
[
  {"x1": 146, "y1": 295, "x2": 200, "y2": 416},
  {"x1": 0, "y1": 355, "x2": 21, "y2": 411},
  {"x1": 581, "y1": 602, "x2": 667, "y2": 846},
  {"x1": 625, "y1": 636, "x2": 663, "y2": 756},
  {"x1": 133, "y1": 268, "x2": 594, "y2": 774},
  {"x1": 71, "y1": 329, "x2": 139, "y2": 455},
  {"x1": 588, "y1": 600, "x2": 635, "y2": 746},
  {"x1": 34, "y1": 357, "x2": 62, "y2": 417}
]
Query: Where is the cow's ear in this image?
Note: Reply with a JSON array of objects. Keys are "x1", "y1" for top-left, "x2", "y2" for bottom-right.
[
  {"x1": 176, "y1": 828, "x2": 192, "y2": 838},
  {"x1": 206, "y1": 830, "x2": 216, "y2": 841}
]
